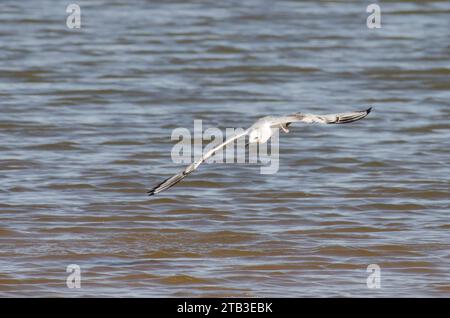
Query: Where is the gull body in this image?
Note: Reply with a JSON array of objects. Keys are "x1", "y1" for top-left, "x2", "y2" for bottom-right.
[
  {"x1": 248, "y1": 118, "x2": 274, "y2": 144},
  {"x1": 148, "y1": 107, "x2": 372, "y2": 196}
]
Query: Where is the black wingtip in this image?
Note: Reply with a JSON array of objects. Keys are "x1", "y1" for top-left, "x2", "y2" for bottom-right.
[{"x1": 366, "y1": 107, "x2": 372, "y2": 114}]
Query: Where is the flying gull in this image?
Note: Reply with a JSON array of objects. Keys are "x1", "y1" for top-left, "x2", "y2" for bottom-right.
[{"x1": 148, "y1": 107, "x2": 372, "y2": 196}]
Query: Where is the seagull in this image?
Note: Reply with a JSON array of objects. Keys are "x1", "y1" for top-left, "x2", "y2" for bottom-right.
[{"x1": 148, "y1": 107, "x2": 372, "y2": 196}]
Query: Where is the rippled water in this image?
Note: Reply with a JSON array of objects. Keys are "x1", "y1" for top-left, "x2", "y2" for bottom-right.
[{"x1": 0, "y1": 0, "x2": 449, "y2": 297}]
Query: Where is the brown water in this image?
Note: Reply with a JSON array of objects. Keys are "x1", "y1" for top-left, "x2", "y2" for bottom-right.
[{"x1": 0, "y1": 0, "x2": 449, "y2": 297}]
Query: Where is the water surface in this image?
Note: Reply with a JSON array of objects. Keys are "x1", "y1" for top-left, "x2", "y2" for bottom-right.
[{"x1": 0, "y1": 0, "x2": 449, "y2": 297}]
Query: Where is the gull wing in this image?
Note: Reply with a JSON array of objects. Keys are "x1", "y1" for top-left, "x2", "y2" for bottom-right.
[
  {"x1": 272, "y1": 107, "x2": 372, "y2": 127},
  {"x1": 148, "y1": 129, "x2": 250, "y2": 196}
]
